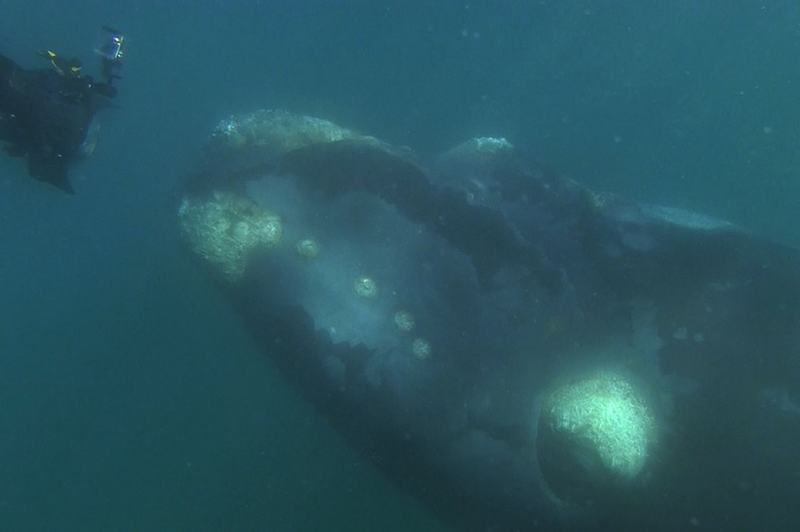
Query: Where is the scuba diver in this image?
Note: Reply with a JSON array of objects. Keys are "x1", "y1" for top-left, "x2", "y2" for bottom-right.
[{"x1": 0, "y1": 26, "x2": 124, "y2": 193}]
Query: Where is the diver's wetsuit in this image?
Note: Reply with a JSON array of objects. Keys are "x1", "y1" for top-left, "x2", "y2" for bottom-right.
[{"x1": 0, "y1": 53, "x2": 114, "y2": 193}]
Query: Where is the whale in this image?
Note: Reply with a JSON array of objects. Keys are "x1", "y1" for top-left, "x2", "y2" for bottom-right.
[{"x1": 178, "y1": 110, "x2": 800, "y2": 531}]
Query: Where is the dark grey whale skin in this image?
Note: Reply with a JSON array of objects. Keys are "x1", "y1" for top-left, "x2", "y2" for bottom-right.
[{"x1": 187, "y1": 140, "x2": 800, "y2": 531}]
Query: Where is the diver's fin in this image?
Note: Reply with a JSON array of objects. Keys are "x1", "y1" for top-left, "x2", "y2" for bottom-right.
[
  {"x1": 80, "y1": 121, "x2": 101, "y2": 157},
  {"x1": 27, "y1": 156, "x2": 75, "y2": 194}
]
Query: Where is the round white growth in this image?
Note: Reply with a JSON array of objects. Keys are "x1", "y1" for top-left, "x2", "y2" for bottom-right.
[
  {"x1": 353, "y1": 276, "x2": 378, "y2": 298},
  {"x1": 295, "y1": 238, "x2": 320, "y2": 259},
  {"x1": 393, "y1": 310, "x2": 415, "y2": 333},
  {"x1": 411, "y1": 338, "x2": 432, "y2": 360}
]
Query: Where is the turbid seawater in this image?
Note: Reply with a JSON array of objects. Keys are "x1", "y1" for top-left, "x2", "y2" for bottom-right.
[{"x1": 1, "y1": 1, "x2": 798, "y2": 530}]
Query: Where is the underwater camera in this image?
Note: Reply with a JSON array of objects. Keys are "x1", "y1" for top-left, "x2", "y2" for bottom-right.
[{"x1": 94, "y1": 26, "x2": 124, "y2": 61}]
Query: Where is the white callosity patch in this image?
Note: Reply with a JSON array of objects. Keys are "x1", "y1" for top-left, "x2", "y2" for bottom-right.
[
  {"x1": 209, "y1": 109, "x2": 361, "y2": 156},
  {"x1": 545, "y1": 372, "x2": 655, "y2": 480},
  {"x1": 640, "y1": 205, "x2": 735, "y2": 232},
  {"x1": 178, "y1": 191, "x2": 282, "y2": 281},
  {"x1": 472, "y1": 136, "x2": 514, "y2": 153},
  {"x1": 246, "y1": 179, "x2": 398, "y2": 351},
  {"x1": 437, "y1": 136, "x2": 515, "y2": 172},
  {"x1": 246, "y1": 174, "x2": 452, "y2": 374},
  {"x1": 434, "y1": 136, "x2": 516, "y2": 201}
]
